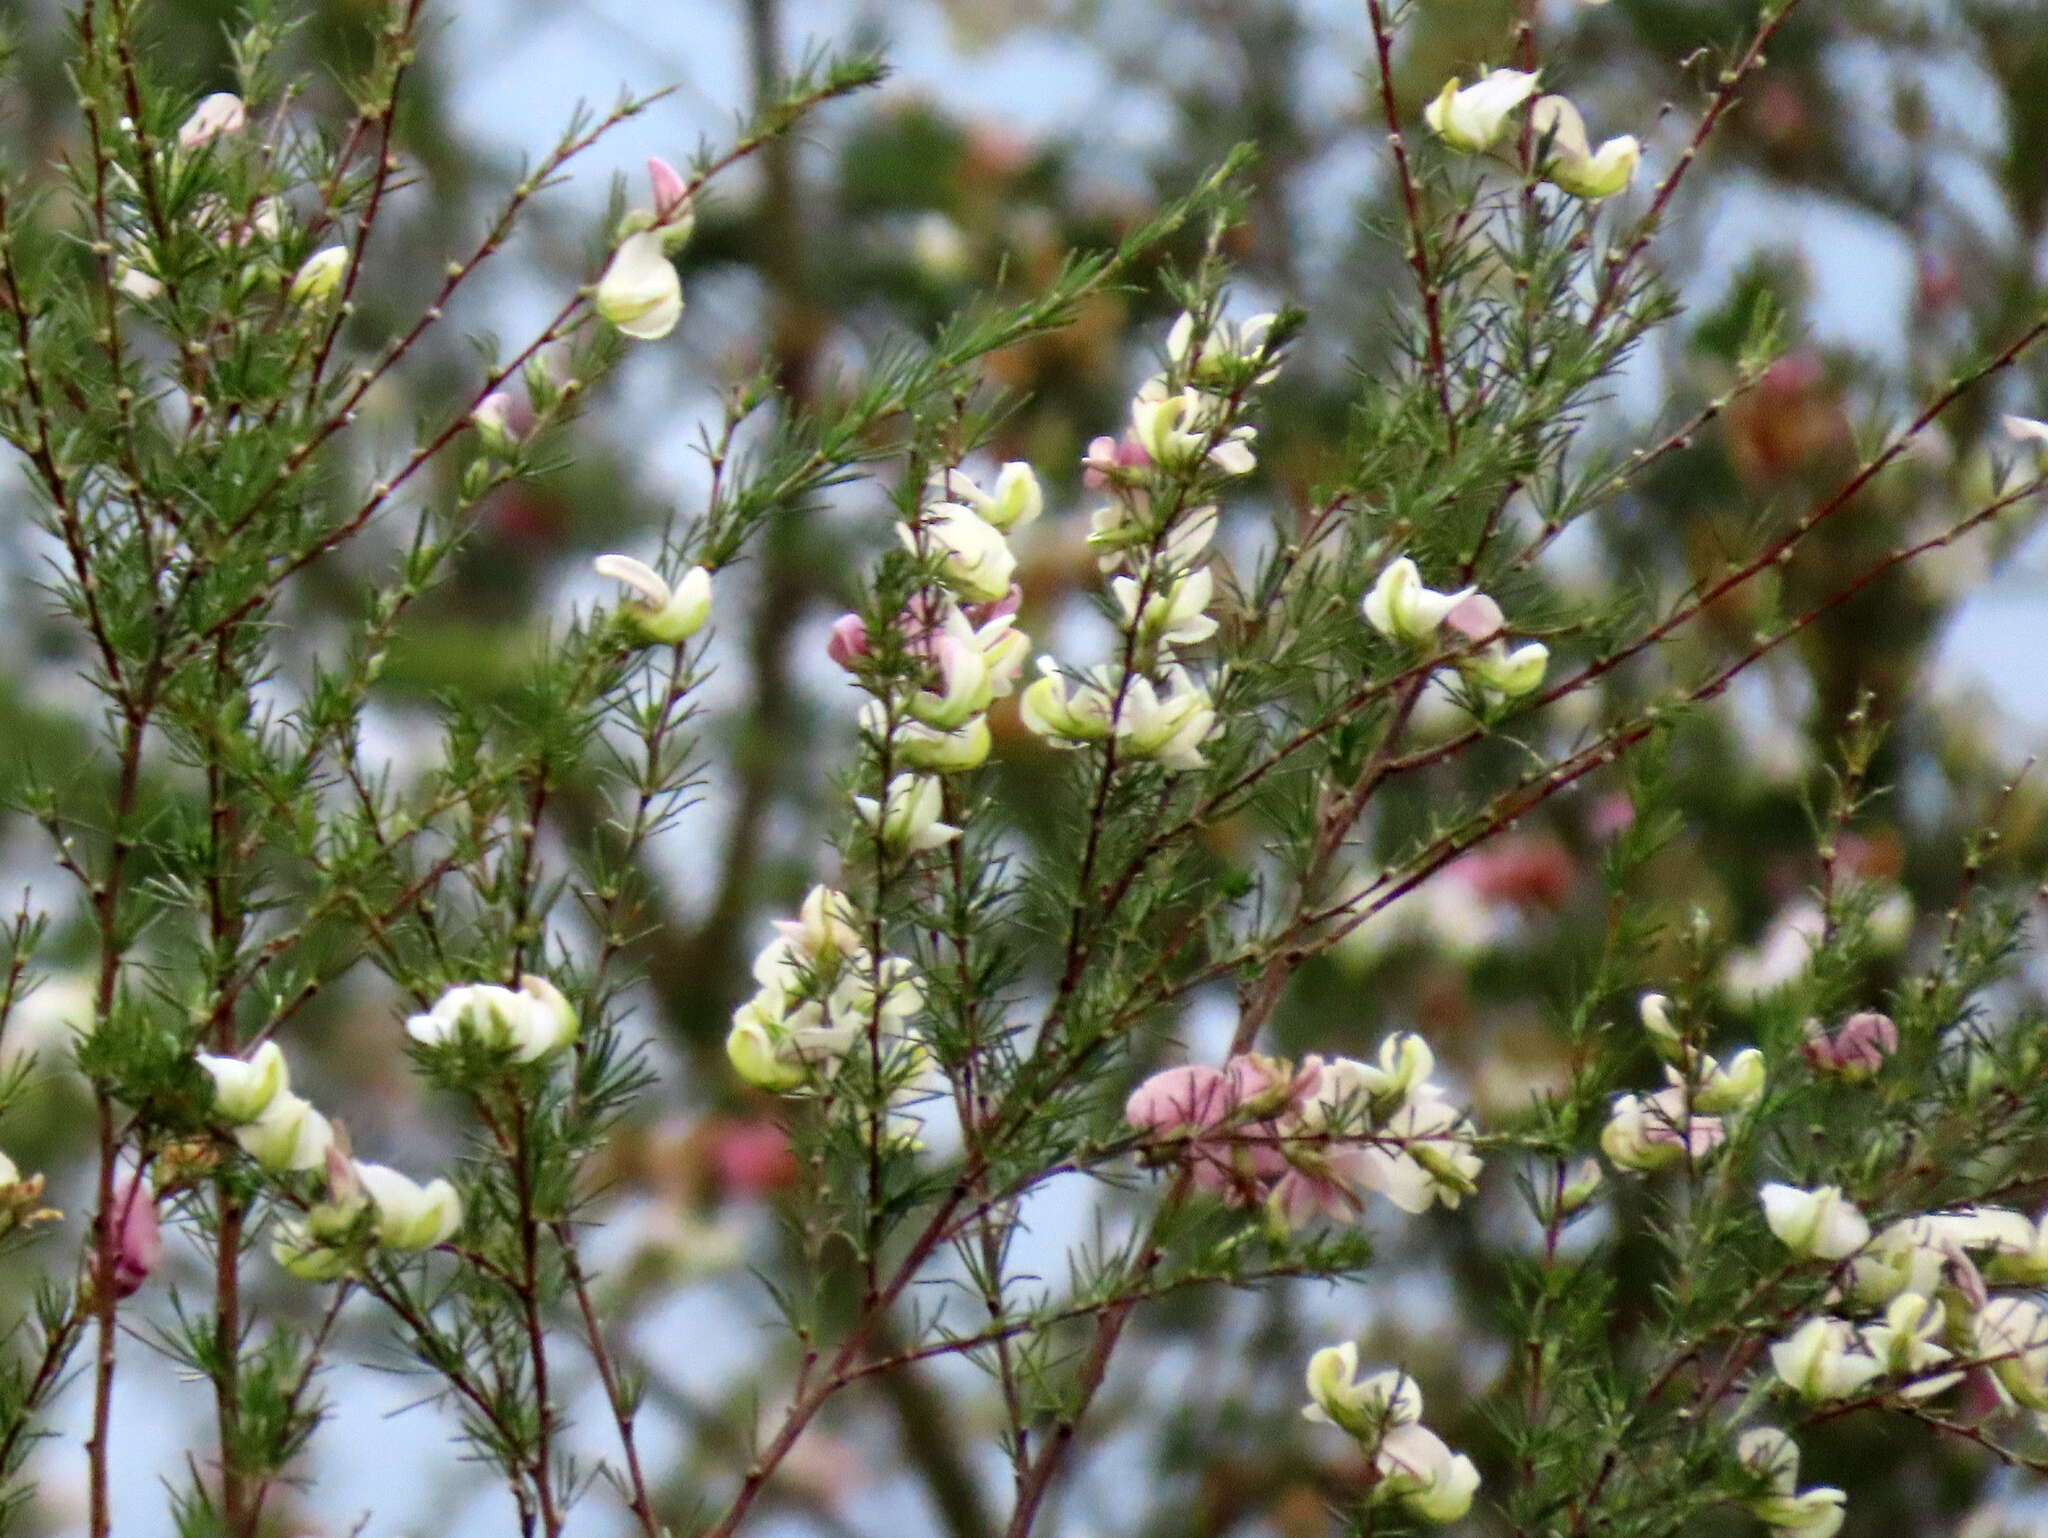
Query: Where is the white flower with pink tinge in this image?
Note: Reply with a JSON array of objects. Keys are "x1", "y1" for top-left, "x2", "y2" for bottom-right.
[{"x1": 1599, "y1": 1085, "x2": 1724, "y2": 1171}]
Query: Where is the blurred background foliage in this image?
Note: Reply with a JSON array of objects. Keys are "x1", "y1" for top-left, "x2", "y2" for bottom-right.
[{"x1": 2, "y1": 0, "x2": 2048, "y2": 1533}]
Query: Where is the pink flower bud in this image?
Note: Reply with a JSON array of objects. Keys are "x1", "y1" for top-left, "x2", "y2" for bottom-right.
[
  {"x1": 647, "y1": 157, "x2": 689, "y2": 220},
  {"x1": 324, "y1": 1143, "x2": 363, "y2": 1208},
  {"x1": 1954, "y1": 1364, "x2": 2005, "y2": 1427},
  {"x1": 111, "y1": 1175, "x2": 162, "y2": 1298},
  {"x1": 1802, "y1": 1011, "x2": 1898, "y2": 1080},
  {"x1": 826, "y1": 614, "x2": 869, "y2": 670}
]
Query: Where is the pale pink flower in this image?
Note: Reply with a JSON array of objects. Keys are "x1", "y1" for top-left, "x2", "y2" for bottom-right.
[
  {"x1": 1125, "y1": 1065, "x2": 1237, "y2": 1137},
  {"x1": 1082, "y1": 432, "x2": 1153, "y2": 488},
  {"x1": 1444, "y1": 592, "x2": 1505, "y2": 641},
  {"x1": 1802, "y1": 1012, "x2": 1898, "y2": 1080},
  {"x1": 1269, "y1": 1153, "x2": 1369, "y2": 1227}
]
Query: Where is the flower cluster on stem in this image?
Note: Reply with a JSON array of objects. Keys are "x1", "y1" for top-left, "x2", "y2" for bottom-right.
[
  {"x1": 1022, "y1": 307, "x2": 1277, "y2": 769},
  {"x1": 726, "y1": 885, "x2": 926, "y2": 1100},
  {"x1": 1301, "y1": 1347, "x2": 1479, "y2": 1523},
  {"x1": 1124, "y1": 1030, "x2": 1482, "y2": 1229}
]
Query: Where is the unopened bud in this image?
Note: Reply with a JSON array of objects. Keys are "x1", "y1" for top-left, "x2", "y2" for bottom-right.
[
  {"x1": 1558, "y1": 1158, "x2": 1604, "y2": 1218},
  {"x1": 110, "y1": 1174, "x2": 162, "y2": 1298}
]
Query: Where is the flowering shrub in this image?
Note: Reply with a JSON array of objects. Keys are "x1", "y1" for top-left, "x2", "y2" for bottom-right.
[{"x1": 0, "y1": 0, "x2": 2043, "y2": 1536}]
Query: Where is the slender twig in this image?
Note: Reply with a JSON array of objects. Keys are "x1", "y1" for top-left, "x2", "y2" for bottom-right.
[{"x1": 1363, "y1": 0, "x2": 1456, "y2": 435}]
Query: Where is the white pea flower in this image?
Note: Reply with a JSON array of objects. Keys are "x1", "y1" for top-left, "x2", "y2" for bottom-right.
[
  {"x1": 1558, "y1": 1157, "x2": 1605, "y2": 1216},
  {"x1": 907, "y1": 717, "x2": 994, "y2": 774},
  {"x1": 196, "y1": 1040, "x2": 289, "y2": 1124},
  {"x1": 115, "y1": 261, "x2": 164, "y2": 303},
  {"x1": 1760, "y1": 1490, "x2": 1846, "y2": 1538},
  {"x1": 1843, "y1": 1216, "x2": 1961, "y2": 1308},
  {"x1": 1374, "y1": 1422, "x2": 1481, "y2": 1524},
  {"x1": 288, "y1": 247, "x2": 349, "y2": 306},
  {"x1": 1968, "y1": 1208, "x2": 2048, "y2": 1286},
  {"x1": 725, "y1": 1022, "x2": 792, "y2": 1090},
  {"x1": 771, "y1": 886, "x2": 862, "y2": 974},
  {"x1": 1112, "y1": 566, "x2": 1218, "y2": 649},
  {"x1": 354, "y1": 1162, "x2": 463, "y2": 1250},
  {"x1": 1425, "y1": 68, "x2": 1540, "y2": 153},
  {"x1": 1340, "y1": 1033, "x2": 1437, "y2": 1109},
  {"x1": 271, "y1": 1218, "x2": 351, "y2": 1282},
  {"x1": 1131, "y1": 381, "x2": 1211, "y2": 468},
  {"x1": 244, "y1": 196, "x2": 285, "y2": 244},
  {"x1": 1600, "y1": 1087, "x2": 1723, "y2": 1171},
  {"x1": 1371, "y1": 1089, "x2": 1482, "y2": 1211},
  {"x1": 853, "y1": 774, "x2": 960, "y2": 854},
  {"x1": 1737, "y1": 1425, "x2": 1801, "y2": 1497},
  {"x1": 1159, "y1": 505, "x2": 1221, "y2": 572},
  {"x1": 1167, "y1": 310, "x2": 1280, "y2": 386},
  {"x1": 725, "y1": 1005, "x2": 807, "y2": 1092},
  {"x1": 471, "y1": 391, "x2": 517, "y2": 456},
  {"x1": 594, "y1": 554, "x2": 713, "y2": 644},
  {"x1": 1130, "y1": 379, "x2": 1257, "y2": 474},
  {"x1": 1531, "y1": 95, "x2": 1641, "y2": 200},
  {"x1": 1769, "y1": 1316, "x2": 1882, "y2": 1403},
  {"x1": 1919, "y1": 1206, "x2": 2036, "y2": 1255},
  {"x1": 905, "y1": 504, "x2": 1016, "y2": 603},
  {"x1": 1205, "y1": 425, "x2": 1260, "y2": 477},
  {"x1": 404, "y1": 978, "x2": 578, "y2": 1064},
  {"x1": 1302, "y1": 1343, "x2": 1421, "y2": 1433},
  {"x1": 1638, "y1": 991, "x2": 1684, "y2": 1061},
  {"x1": 726, "y1": 990, "x2": 861, "y2": 1091},
  {"x1": 511, "y1": 975, "x2": 579, "y2": 1055},
  {"x1": 931, "y1": 463, "x2": 1043, "y2": 533},
  {"x1": 1737, "y1": 1431, "x2": 1847, "y2": 1538},
  {"x1": 1689, "y1": 1048, "x2": 1767, "y2": 1114},
  {"x1": 1463, "y1": 640, "x2": 1550, "y2": 700},
  {"x1": 1760, "y1": 1183, "x2": 1870, "y2": 1260},
  {"x1": 1294, "y1": 1055, "x2": 1378, "y2": 1132},
  {"x1": 178, "y1": 92, "x2": 247, "y2": 148},
  {"x1": 1858, "y1": 1293, "x2": 1957, "y2": 1399},
  {"x1": 234, "y1": 1091, "x2": 334, "y2": 1174},
  {"x1": 1019, "y1": 660, "x2": 1117, "y2": 745},
  {"x1": 906, "y1": 634, "x2": 995, "y2": 730},
  {"x1": 1976, "y1": 1295, "x2": 2048, "y2": 1410},
  {"x1": 1089, "y1": 500, "x2": 1220, "y2": 575},
  {"x1": 1116, "y1": 669, "x2": 1217, "y2": 771},
  {"x1": 863, "y1": 704, "x2": 992, "y2": 775},
  {"x1": 2004, "y1": 415, "x2": 2048, "y2": 453},
  {"x1": 594, "y1": 230, "x2": 683, "y2": 340},
  {"x1": 825, "y1": 953, "x2": 927, "y2": 1030},
  {"x1": 1363, "y1": 558, "x2": 1475, "y2": 644}
]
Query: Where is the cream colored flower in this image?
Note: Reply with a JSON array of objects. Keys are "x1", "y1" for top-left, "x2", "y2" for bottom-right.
[{"x1": 595, "y1": 231, "x2": 683, "y2": 339}]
